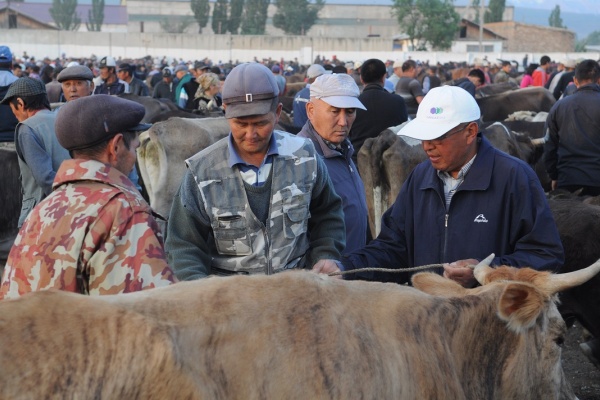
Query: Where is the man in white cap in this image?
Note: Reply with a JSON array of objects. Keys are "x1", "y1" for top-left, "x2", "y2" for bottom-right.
[
  {"x1": 93, "y1": 56, "x2": 127, "y2": 95},
  {"x1": 315, "y1": 85, "x2": 563, "y2": 287},
  {"x1": 292, "y1": 64, "x2": 331, "y2": 127},
  {"x1": 165, "y1": 62, "x2": 345, "y2": 279},
  {"x1": 298, "y1": 73, "x2": 369, "y2": 254}
]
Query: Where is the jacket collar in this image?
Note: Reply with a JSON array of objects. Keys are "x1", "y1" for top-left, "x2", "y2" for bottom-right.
[{"x1": 299, "y1": 121, "x2": 354, "y2": 160}]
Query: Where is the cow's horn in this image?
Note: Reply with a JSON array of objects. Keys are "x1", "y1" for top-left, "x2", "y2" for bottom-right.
[
  {"x1": 531, "y1": 137, "x2": 546, "y2": 146},
  {"x1": 473, "y1": 253, "x2": 495, "y2": 285},
  {"x1": 544, "y1": 258, "x2": 600, "y2": 294}
]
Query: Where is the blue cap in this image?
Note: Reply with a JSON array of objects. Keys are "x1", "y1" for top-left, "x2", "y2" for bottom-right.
[{"x1": 0, "y1": 46, "x2": 12, "y2": 63}]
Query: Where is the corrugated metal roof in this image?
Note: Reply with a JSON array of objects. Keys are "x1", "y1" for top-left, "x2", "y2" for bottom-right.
[{"x1": 0, "y1": 1, "x2": 128, "y2": 24}]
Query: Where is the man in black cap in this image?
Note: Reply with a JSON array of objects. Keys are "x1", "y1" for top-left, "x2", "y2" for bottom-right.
[
  {"x1": 117, "y1": 63, "x2": 149, "y2": 97},
  {"x1": 1, "y1": 77, "x2": 70, "y2": 227},
  {"x1": 165, "y1": 62, "x2": 345, "y2": 279},
  {"x1": 57, "y1": 64, "x2": 95, "y2": 102},
  {"x1": 152, "y1": 67, "x2": 175, "y2": 101},
  {"x1": 0, "y1": 95, "x2": 176, "y2": 298},
  {"x1": 0, "y1": 45, "x2": 18, "y2": 142}
]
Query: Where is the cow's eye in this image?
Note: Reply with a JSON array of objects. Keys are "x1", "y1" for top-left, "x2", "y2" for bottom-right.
[{"x1": 554, "y1": 335, "x2": 565, "y2": 346}]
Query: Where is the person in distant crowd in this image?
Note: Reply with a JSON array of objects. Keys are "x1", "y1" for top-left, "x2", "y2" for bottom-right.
[
  {"x1": 387, "y1": 60, "x2": 403, "y2": 88},
  {"x1": 12, "y1": 63, "x2": 23, "y2": 78},
  {"x1": 40, "y1": 65, "x2": 54, "y2": 85},
  {"x1": 332, "y1": 64, "x2": 347, "y2": 74},
  {"x1": 314, "y1": 85, "x2": 564, "y2": 286},
  {"x1": 553, "y1": 59, "x2": 577, "y2": 100},
  {"x1": 532, "y1": 55, "x2": 551, "y2": 87},
  {"x1": 0, "y1": 95, "x2": 176, "y2": 299},
  {"x1": 57, "y1": 65, "x2": 95, "y2": 102},
  {"x1": 193, "y1": 72, "x2": 223, "y2": 115},
  {"x1": 118, "y1": 63, "x2": 149, "y2": 96},
  {"x1": 94, "y1": 56, "x2": 127, "y2": 95},
  {"x1": 545, "y1": 60, "x2": 565, "y2": 91},
  {"x1": 473, "y1": 59, "x2": 491, "y2": 85},
  {"x1": 299, "y1": 73, "x2": 369, "y2": 254},
  {"x1": 181, "y1": 62, "x2": 211, "y2": 109},
  {"x1": 27, "y1": 64, "x2": 41, "y2": 81},
  {"x1": 45, "y1": 66, "x2": 63, "y2": 103},
  {"x1": 493, "y1": 61, "x2": 512, "y2": 84},
  {"x1": 422, "y1": 66, "x2": 442, "y2": 94},
  {"x1": 544, "y1": 59, "x2": 600, "y2": 196},
  {"x1": 152, "y1": 67, "x2": 175, "y2": 102},
  {"x1": 453, "y1": 68, "x2": 485, "y2": 97},
  {"x1": 520, "y1": 63, "x2": 538, "y2": 88},
  {"x1": 349, "y1": 58, "x2": 408, "y2": 165},
  {"x1": 173, "y1": 64, "x2": 191, "y2": 106},
  {"x1": 1, "y1": 77, "x2": 70, "y2": 227},
  {"x1": 148, "y1": 63, "x2": 164, "y2": 89},
  {"x1": 347, "y1": 61, "x2": 363, "y2": 90},
  {"x1": 0, "y1": 46, "x2": 19, "y2": 142},
  {"x1": 394, "y1": 59, "x2": 424, "y2": 117},
  {"x1": 292, "y1": 64, "x2": 331, "y2": 128},
  {"x1": 165, "y1": 62, "x2": 345, "y2": 279},
  {"x1": 271, "y1": 64, "x2": 286, "y2": 95}
]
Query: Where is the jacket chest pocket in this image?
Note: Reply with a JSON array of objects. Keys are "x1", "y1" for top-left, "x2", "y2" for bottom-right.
[
  {"x1": 212, "y1": 216, "x2": 252, "y2": 256},
  {"x1": 282, "y1": 192, "x2": 311, "y2": 239}
]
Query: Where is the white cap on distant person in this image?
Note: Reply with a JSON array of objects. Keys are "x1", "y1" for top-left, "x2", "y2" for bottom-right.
[
  {"x1": 306, "y1": 64, "x2": 331, "y2": 79},
  {"x1": 398, "y1": 86, "x2": 480, "y2": 141},
  {"x1": 310, "y1": 73, "x2": 366, "y2": 110}
]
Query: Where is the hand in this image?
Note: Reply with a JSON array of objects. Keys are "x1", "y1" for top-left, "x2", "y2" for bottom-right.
[
  {"x1": 443, "y1": 258, "x2": 479, "y2": 288},
  {"x1": 312, "y1": 259, "x2": 343, "y2": 279},
  {"x1": 551, "y1": 180, "x2": 558, "y2": 191}
]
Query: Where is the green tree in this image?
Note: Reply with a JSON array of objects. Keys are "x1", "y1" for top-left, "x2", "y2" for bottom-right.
[
  {"x1": 272, "y1": 0, "x2": 324, "y2": 35},
  {"x1": 50, "y1": 0, "x2": 81, "y2": 31},
  {"x1": 212, "y1": 0, "x2": 228, "y2": 34},
  {"x1": 159, "y1": 16, "x2": 194, "y2": 33},
  {"x1": 191, "y1": 0, "x2": 210, "y2": 33},
  {"x1": 586, "y1": 30, "x2": 600, "y2": 45},
  {"x1": 548, "y1": 5, "x2": 565, "y2": 28},
  {"x1": 392, "y1": 0, "x2": 460, "y2": 51},
  {"x1": 228, "y1": 0, "x2": 244, "y2": 34},
  {"x1": 240, "y1": 0, "x2": 270, "y2": 35},
  {"x1": 484, "y1": 0, "x2": 504, "y2": 23},
  {"x1": 86, "y1": 0, "x2": 104, "y2": 32}
]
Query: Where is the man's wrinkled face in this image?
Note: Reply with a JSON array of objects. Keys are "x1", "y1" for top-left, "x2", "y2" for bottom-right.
[
  {"x1": 307, "y1": 98, "x2": 356, "y2": 145},
  {"x1": 99, "y1": 66, "x2": 111, "y2": 80},
  {"x1": 227, "y1": 104, "x2": 282, "y2": 164},
  {"x1": 61, "y1": 79, "x2": 93, "y2": 101}
]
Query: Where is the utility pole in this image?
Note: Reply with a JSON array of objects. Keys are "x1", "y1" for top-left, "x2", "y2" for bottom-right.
[{"x1": 478, "y1": 0, "x2": 485, "y2": 52}]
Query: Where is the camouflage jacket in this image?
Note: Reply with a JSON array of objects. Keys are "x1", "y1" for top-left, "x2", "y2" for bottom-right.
[
  {"x1": 0, "y1": 159, "x2": 175, "y2": 299},
  {"x1": 166, "y1": 130, "x2": 346, "y2": 280}
]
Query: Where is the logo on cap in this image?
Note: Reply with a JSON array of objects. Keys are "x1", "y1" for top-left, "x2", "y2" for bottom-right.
[{"x1": 430, "y1": 107, "x2": 443, "y2": 114}]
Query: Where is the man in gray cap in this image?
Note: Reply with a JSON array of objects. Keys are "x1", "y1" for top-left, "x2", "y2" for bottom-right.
[
  {"x1": 292, "y1": 64, "x2": 331, "y2": 127},
  {"x1": 1, "y1": 77, "x2": 70, "y2": 227},
  {"x1": 57, "y1": 64, "x2": 95, "y2": 102},
  {"x1": 166, "y1": 62, "x2": 345, "y2": 279},
  {"x1": 0, "y1": 95, "x2": 176, "y2": 298},
  {"x1": 298, "y1": 73, "x2": 369, "y2": 255}
]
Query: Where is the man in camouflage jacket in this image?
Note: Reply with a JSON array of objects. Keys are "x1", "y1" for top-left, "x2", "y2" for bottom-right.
[{"x1": 0, "y1": 95, "x2": 175, "y2": 299}]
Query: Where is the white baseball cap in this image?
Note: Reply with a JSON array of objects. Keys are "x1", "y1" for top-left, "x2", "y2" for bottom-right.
[
  {"x1": 306, "y1": 64, "x2": 331, "y2": 79},
  {"x1": 399, "y1": 86, "x2": 480, "y2": 140},
  {"x1": 310, "y1": 73, "x2": 366, "y2": 110}
]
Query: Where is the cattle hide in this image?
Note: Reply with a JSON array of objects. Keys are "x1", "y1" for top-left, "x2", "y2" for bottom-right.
[
  {"x1": 0, "y1": 263, "x2": 588, "y2": 399},
  {"x1": 136, "y1": 117, "x2": 230, "y2": 219},
  {"x1": 118, "y1": 93, "x2": 180, "y2": 124},
  {"x1": 476, "y1": 82, "x2": 518, "y2": 98},
  {"x1": 0, "y1": 145, "x2": 21, "y2": 272},
  {"x1": 476, "y1": 87, "x2": 555, "y2": 122}
]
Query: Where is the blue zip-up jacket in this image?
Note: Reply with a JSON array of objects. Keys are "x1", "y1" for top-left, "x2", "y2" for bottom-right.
[
  {"x1": 298, "y1": 121, "x2": 368, "y2": 255},
  {"x1": 342, "y1": 135, "x2": 564, "y2": 283}
]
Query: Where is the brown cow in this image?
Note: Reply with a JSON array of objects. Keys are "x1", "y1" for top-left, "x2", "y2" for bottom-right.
[{"x1": 0, "y1": 254, "x2": 595, "y2": 399}]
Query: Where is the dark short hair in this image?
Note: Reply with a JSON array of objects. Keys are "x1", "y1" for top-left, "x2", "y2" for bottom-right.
[
  {"x1": 9, "y1": 93, "x2": 50, "y2": 112},
  {"x1": 540, "y1": 55, "x2": 551, "y2": 66},
  {"x1": 501, "y1": 61, "x2": 511, "y2": 67},
  {"x1": 332, "y1": 65, "x2": 347, "y2": 74},
  {"x1": 360, "y1": 58, "x2": 386, "y2": 84},
  {"x1": 402, "y1": 60, "x2": 417, "y2": 72},
  {"x1": 575, "y1": 59, "x2": 600, "y2": 84},
  {"x1": 468, "y1": 68, "x2": 485, "y2": 84},
  {"x1": 72, "y1": 130, "x2": 138, "y2": 159}
]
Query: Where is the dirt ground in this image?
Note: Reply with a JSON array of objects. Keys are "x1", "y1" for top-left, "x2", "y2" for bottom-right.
[{"x1": 563, "y1": 323, "x2": 600, "y2": 399}]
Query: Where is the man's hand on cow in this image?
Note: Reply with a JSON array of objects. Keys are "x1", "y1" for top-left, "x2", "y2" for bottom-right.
[
  {"x1": 312, "y1": 259, "x2": 343, "y2": 279},
  {"x1": 551, "y1": 180, "x2": 558, "y2": 191},
  {"x1": 443, "y1": 258, "x2": 479, "y2": 288}
]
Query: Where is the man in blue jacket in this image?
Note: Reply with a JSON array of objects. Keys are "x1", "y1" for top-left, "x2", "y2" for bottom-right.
[{"x1": 316, "y1": 85, "x2": 564, "y2": 287}]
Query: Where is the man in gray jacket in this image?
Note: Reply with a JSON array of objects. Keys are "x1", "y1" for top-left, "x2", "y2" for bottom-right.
[{"x1": 166, "y1": 63, "x2": 345, "y2": 279}]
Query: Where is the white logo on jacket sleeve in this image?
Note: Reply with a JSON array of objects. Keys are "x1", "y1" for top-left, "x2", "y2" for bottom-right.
[{"x1": 474, "y1": 214, "x2": 488, "y2": 223}]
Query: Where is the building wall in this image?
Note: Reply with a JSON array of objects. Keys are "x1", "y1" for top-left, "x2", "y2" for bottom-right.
[{"x1": 484, "y1": 22, "x2": 575, "y2": 52}]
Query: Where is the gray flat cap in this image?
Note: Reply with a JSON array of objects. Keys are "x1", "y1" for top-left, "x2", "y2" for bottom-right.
[
  {"x1": 0, "y1": 77, "x2": 46, "y2": 105},
  {"x1": 55, "y1": 95, "x2": 148, "y2": 151},
  {"x1": 222, "y1": 63, "x2": 279, "y2": 119},
  {"x1": 57, "y1": 65, "x2": 94, "y2": 83}
]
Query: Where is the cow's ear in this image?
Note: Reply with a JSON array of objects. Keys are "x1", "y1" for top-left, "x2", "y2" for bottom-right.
[
  {"x1": 498, "y1": 283, "x2": 546, "y2": 333},
  {"x1": 412, "y1": 272, "x2": 469, "y2": 297}
]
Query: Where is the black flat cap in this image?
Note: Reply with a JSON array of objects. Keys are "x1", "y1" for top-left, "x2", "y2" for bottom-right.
[
  {"x1": 55, "y1": 95, "x2": 148, "y2": 151},
  {"x1": 0, "y1": 77, "x2": 46, "y2": 104},
  {"x1": 57, "y1": 65, "x2": 94, "y2": 83}
]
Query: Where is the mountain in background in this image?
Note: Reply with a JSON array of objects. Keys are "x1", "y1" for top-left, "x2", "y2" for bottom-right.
[{"x1": 514, "y1": 7, "x2": 597, "y2": 39}]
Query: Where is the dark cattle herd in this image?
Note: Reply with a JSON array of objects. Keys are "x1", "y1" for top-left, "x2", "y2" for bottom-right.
[{"x1": 1, "y1": 80, "x2": 600, "y2": 396}]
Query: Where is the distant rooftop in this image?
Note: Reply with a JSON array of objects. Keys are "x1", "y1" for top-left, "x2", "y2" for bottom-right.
[{"x1": 0, "y1": 1, "x2": 128, "y2": 24}]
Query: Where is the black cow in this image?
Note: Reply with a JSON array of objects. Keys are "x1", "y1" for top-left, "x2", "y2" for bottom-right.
[
  {"x1": 0, "y1": 145, "x2": 21, "y2": 273},
  {"x1": 477, "y1": 87, "x2": 555, "y2": 122}
]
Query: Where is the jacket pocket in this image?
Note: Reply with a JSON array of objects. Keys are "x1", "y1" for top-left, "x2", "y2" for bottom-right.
[
  {"x1": 212, "y1": 215, "x2": 252, "y2": 256},
  {"x1": 283, "y1": 202, "x2": 310, "y2": 239}
]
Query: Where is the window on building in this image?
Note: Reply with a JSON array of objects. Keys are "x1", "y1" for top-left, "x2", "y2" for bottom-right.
[{"x1": 9, "y1": 14, "x2": 17, "y2": 29}]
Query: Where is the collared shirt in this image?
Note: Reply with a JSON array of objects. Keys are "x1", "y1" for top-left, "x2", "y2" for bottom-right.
[
  {"x1": 437, "y1": 154, "x2": 477, "y2": 207},
  {"x1": 227, "y1": 133, "x2": 279, "y2": 186}
]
